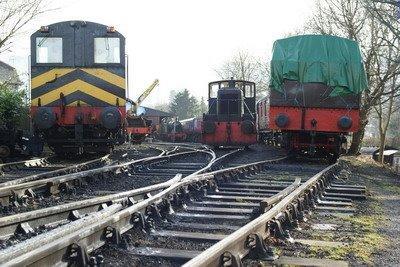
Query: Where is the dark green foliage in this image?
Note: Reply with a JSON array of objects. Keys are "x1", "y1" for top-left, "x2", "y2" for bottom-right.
[
  {"x1": 169, "y1": 89, "x2": 199, "y2": 120},
  {"x1": 0, "y1": 84, "x2": 27, "y2": 129},
  {"x1": 199, "y1": 96, "x2": 207, "y2": 115}
]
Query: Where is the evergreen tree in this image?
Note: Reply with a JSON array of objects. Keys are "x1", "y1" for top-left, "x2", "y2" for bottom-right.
[
  {"x1": 169, "y1": 89, "x2": 199, "y2": 120},
  {"x1": 199, "y1": 96, "x2": 207, "y2": 115}
]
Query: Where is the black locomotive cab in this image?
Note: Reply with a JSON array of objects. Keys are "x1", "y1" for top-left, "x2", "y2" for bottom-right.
[{"x1": 206, "y1": 79, "x2": 256, "y2": 121}]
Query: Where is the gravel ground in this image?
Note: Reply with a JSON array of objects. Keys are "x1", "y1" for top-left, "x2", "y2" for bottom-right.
[
  {"x1": 246, "y1": 155, "x2": 400, "y2": 266},
  {"x1": 339, "y1": 156, "x2": 400, "y2": 266},
  {"x1": 221, "y1": 143, "x2": 287, "y2": 165}
]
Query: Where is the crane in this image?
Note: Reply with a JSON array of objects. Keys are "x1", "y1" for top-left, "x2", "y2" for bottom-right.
[
  {"x1": 126, "y1": 79, "x2": 159, "y2": 144},
  {"x1": 127, "y1": 79, "x2": 159, "y2": 116}
]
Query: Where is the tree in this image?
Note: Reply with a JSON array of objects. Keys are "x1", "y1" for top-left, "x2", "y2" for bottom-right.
[
  {"x1": 367, "y1": 0, "x2": 400, "y2": 41},
  {"x1": 152, "y1": 102, "x2": 170, "y2": 113},
  {"x1": 306, "y1": 0, "x2": 400, "y2": 155},
  {"x1": 0, "y1": 83, "x2": 27, "y2": 129},
  {"x1": 199, "y1": 96, "x2": 207, "y2": 115},
  {"x1": 0, "y1": 0, "x2": 49, "y2": 54},
  {"x1": 374, "y1": 75, "x2": 400, "y2": 163},
  {"x1": 169, "y1": 89, "x2": 199, "y2": 120},
  {"x1": 215, "y1": 50, "x2": 270, "y2": 99}
]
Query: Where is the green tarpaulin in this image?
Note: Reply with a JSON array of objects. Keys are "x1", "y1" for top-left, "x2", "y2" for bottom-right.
[{"x1": 269, "y1": 34, "x2": 368, "y2": 96}]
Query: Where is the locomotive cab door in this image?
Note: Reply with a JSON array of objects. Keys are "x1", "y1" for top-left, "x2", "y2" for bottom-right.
[{"x1": 242, "y1": 82, "x2": 256, "y2": 120}]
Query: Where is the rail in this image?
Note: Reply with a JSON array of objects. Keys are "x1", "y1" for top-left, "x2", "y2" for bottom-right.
[
  {"x1": 184, "y1": 163, "x2": 337, "y2": 267},
  {"x1": 0, "y1": 147, "x2": 215, "y2": 240},
  {"x1": 0, "y1": 154, "x2": 111, "y2": 187},
  {"x1": 0, "y1": 157, "x2": 52, "y2": 175},
  {"x1": 0, "y1": 153, "x2": 286, "y2": 266},
  {"x1": 0, "y1": 147, "x2": 210, "y2": 206}
]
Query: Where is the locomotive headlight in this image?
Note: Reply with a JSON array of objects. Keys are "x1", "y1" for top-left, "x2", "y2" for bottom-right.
[
  {"x1": 107, "y1": 26, "x2": 116, "y2": 33},
  {"x1": 275, "y1": 113, "x2": 289, "y2": 128},
  {"x1": 100, "y1": 107, "x2": 121, "y2": 130},
  {"x1": 34, "y1": 107, "x2": 56, "y2": 130},
  {"x1": 338, "y1": 116, "x2": 352, "y2": 130},
  {"x1": 40, "y1": 26, "x2": 49, "y2": 33}
]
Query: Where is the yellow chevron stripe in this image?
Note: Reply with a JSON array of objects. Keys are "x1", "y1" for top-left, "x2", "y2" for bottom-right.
[
  {"x1": 31, "y1": 79, "x2": 126, "y2": 106},
  {"x1": 81, "y1": 68, "x2": 125, "y2": 89},
  {"x1": 31, "y1": 68, "x2": 75, "y2": 89},
  {"x1": 67, "y1": 101, "x2": 89, "y2": 107}
]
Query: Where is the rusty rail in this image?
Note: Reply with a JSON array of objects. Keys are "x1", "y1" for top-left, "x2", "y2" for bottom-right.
[{"x1": 0, "y1": 175, "x2": 182, "y2": 240}]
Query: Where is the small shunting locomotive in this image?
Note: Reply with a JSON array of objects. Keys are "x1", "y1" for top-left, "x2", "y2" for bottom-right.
[{"x1": 202, "y1": 79, "x2": 257, "y2": 147}]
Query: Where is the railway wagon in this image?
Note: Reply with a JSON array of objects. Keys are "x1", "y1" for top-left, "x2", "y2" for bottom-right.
[
  {"x1": 126, "y1": 113, "x2": 152, "y2": 143},
  {"x1": 181, "y1": 117, "x2": 202, "y2": 143},
  {"x1": 30, "y1": 21, "x2": 127, "y2": 155},
  {"x1": 262, "y1": 34, "x2": 367, "y2": 160},
  {"x1": 202, "y1": 79, "x2": 257, "y2": 147},
  {"x1": 155, "y1": 119, "x2": 186, "y2": 142}
]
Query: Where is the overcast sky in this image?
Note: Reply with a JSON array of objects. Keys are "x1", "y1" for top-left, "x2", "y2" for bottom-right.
[{"x1": 1, "y1": 0, "x2": 315, "y2": 107}]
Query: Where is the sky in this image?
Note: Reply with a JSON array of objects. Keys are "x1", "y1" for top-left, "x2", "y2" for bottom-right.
[{"x1": 0, "y1": 0, "x2": 315, "y2": 107}]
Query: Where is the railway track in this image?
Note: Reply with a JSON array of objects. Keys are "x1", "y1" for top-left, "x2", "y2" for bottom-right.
[
  {"x1": 0, "y1": 157, "x2": 54, "y2": 176},
  {"x1": 0, "y1": 148, "x2": 366, "y2": 266},
  {"x1": 0, "y1": 145, "x2": 210, "y2": 210},
  {"x1": 0, "y1": 145, "x2": 164, "y2": 184},
  {"x1": 0, "y1": 153, "x2": 279, "y2": 265},
  {"x1": 0, "y1": 145, "x2": 224, "y2": 247}
]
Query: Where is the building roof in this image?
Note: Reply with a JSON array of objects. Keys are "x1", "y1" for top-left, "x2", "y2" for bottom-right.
[
  {"x1": 373, "y1": 147, "x2": 399, "y2": 156},
  {"x1": 0, "y1": 60, "x2": 22, "y2": 87},
  {"x1": 383, "y1": 150, "x2": 399, "y2": 156},
  {"x1": 0, "y1": 61, "x2": 16, "y2": 71},
  {"x1": 139, "y1": 106, "x2": 173, "y2": 117}
]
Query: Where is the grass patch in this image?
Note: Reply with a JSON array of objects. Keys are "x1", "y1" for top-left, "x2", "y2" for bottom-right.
[{"x1": 307, "y1": 205, "x2": 387, "y2": 264}]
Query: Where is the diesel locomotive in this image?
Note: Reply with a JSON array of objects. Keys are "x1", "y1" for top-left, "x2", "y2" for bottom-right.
[
  {"x1": 258, "y1": 35, "x2": 367, "y2": 160},
  {"x1": 30, "y1": 21, "x2": 127, "y2": 155},
  {"x1": 202, "y1": 79, "x2": 257, "y2": 147}
]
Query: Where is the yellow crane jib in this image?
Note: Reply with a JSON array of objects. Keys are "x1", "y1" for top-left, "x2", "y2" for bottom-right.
[{"x1": 127, "y1": 79, "x2": 159, "y2": 116}]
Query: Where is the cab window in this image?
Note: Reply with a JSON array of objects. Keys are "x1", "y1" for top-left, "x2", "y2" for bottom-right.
[
  {"x1": 210, "y1": 83, "x2": 219, "y2": 98},
  {"x1": 94, "y1": 38, "x2": 120, "y2": 63},
  {"x1": 244, "y1": 84, "x2": 254, "y2": 97},
  {"x1": 36, "y1": 37, "x2": 63, "y2": 63}
]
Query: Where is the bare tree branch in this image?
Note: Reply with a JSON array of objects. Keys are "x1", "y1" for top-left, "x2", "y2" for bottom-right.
[
  {"x1": 215, "y1": 50, "x2": 270, "y2": 99},
  {"x1": 0, "y1": 0, "x2": 50, "y2": 54},
  {"x1": 305, "y1": 0, "x2": 400, "y2": 155}
]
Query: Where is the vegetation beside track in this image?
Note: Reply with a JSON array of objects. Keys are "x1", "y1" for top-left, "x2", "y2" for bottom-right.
[{"x1": 303, "y1": 156, "x2": 398, "y2": 265}]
